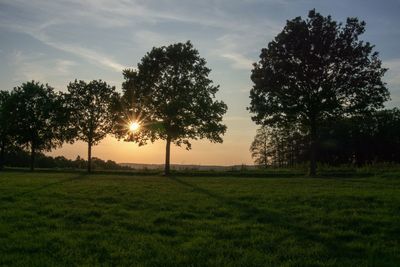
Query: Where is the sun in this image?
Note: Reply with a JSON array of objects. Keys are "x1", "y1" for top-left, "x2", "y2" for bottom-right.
[{"x1": 129, "y1": 121, "x2": 140, "y2": 132}]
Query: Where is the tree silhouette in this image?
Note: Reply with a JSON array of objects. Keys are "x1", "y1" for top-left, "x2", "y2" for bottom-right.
[
  {"x1": 115, "y1": 41, "x2": 227, "y2": 175},
  {"x1": 65, "y1": 80, "x2": 118, "y2": 173},
  {"x1": 8, "y1": 81, "x2": 66, "y2": 171},
  {"x1": 249, "y1": 9, "x2": 389, "y2": 176},
  {"x1": 250, "y1": 127, "x2": 270, "y2": 168},
  {"x1": 250, "y1": 124, "x2": 307, "y2": 168},
  {"x1": 0, "y1": 91, "x2": 13, "y2": 170}
]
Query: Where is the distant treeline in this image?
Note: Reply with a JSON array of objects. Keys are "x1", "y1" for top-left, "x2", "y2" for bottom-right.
[
  {"x1": 251, "y1": 108, "x2": 400, "y2": 167},
  {"x1": 3, "y1": 148, "x2": 131, "y2": 171}
]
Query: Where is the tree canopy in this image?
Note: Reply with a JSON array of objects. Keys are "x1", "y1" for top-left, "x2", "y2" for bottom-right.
[
  {"x1": 115, "y1": 41, "x2": 227, "y2": 175},
  {"x1": 249, "y1": 9, "x2": 389, "y2": 175},
  {"x1": 7, "y1": 81, "x2": 66, "y2": 171},
  {"x1": 65, "y1": 79, "x2": 118, "y2": 172}
]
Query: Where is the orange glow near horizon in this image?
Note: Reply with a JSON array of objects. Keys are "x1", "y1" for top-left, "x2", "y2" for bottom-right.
[
  {"x1": 49, "y1": 137, "x2": 254, "y2": 166},
  {"x1": 48, "y1": 118, "x2": 257, "y2": 166}
]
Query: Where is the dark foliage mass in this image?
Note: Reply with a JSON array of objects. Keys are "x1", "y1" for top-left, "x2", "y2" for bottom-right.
[
  {"x1": 250, "y1": 123, "x2": 307, "y2": 168},
  {"x1": 64, "y1": 80, "x2": 118, "y2": 172},
  {"x1": 115, "y1": 41, "x2": 227, "y2": 175},
  {"x1": 4, "y1": 81, "x2": 70, "y2": 171},
  {"x1": 249, "y1": 10, "x2": 389, "y2": 175},
  {"x1": 251, "y1": 108, "x2": 400, "y2": 167},
  {"x1": 2, "y1": 148, "x2": 130, "y2": 170}
]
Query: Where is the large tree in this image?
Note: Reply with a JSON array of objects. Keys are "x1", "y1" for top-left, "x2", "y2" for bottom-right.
[
  {"x1": 115, "y1": 41, "x2": 227, "y2": 175},
  {"x1": 8, "y1": 81, "x2": 67, "y2": 171},
  {"x1": 249, "y1": 10, "x2": 389, "y2": 176},
  {"x1": 65, "y1": 80, "x2": 118, "y2": 173}
]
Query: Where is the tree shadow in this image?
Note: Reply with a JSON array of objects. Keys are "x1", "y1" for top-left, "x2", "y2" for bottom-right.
[
  {"x1": 168, "y1": 176, "x2": 374, "y2": 262},
  {"x1": 1, "y1": 173, "x2": 87, "y2": 201}
]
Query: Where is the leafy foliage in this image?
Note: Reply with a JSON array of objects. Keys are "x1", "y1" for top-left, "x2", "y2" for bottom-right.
[
  {"x1": 252, "y1": 109, "x2": 400, "y2": 167},
  {"x1": 250, "y1": 125, "x2": 307, "y2": 168},
  {"x1": 319, "y1": 108, "x2": 400, "y2": 165},
  {"x1": 115, "y1": 41, "x2": 227, "y2": 174},
  {"x1": 66, "y1": 79, "x2": 118, "y2": 145},
  {"x1": 2, "y1": 148, "x2": 130, "y2": 170},
  {"x1": 250, "y1": 127, "x2": 270, "y2": 167},
  {"x1": 7, "y1": 81, "x2": 67, "y2": 170},
  {"x1": 65, "y1": 79, "x2": 118, "y2": 172},
  {"x1": 249, "y1": 9, "x2": 389, "y2": 175}
]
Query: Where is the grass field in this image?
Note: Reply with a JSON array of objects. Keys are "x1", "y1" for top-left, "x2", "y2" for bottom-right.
[{"x1": 0, "y1": 171, "x2": 399, "y2": 266}]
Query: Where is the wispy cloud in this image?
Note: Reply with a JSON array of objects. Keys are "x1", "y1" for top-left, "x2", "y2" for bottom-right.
[
  {"x1": 44, "y1": 40, "x2": 126, "y2": 72},
  {"x1": 221, "y1": 53, "x2": 254, "y2": 70},
  {"x1": 133, "y1": 30, "x2": 177, "y2": 50},
  {"x1": 1, "y1": 22, "x2": 126, "y2": 72},
  {"x1": 56, "y1": 60, "x2": 77, "y2": 75},
  {"x1": 0, "y1": 0, "x2": 282, "y2": 72},
  {"x1": 1, "y1": 0, "x2": 282, "y2": 31},
  {"x1": 9, "y1": 50, "x2": 76, "y2": 88},
  {"x1": 384, "y1": 58, "x2": 400, "y2": 87}
]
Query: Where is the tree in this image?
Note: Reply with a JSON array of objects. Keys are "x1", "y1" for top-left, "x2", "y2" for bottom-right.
[
  {"x1": 249, "y1": 9, "x2": 389, "y2": 176},
  {"x1": 343, "y1": 109, "x2": 400, "y2": 165},
  {"x1": 115, "y1": 41, "x2": 227, "y2": 175},
  {"x1": 8, "y1": 81, "x2": 66, "y2": 171},
  {"x1": 250, "y1": 127, "x2": 270, "y2": 167},
  {"x1": 250, "y1": 124, "x2": 307, "y2": 168},
  {"x1": 65, "y1": 79, "x2": 118, "y2": 173},
  {"x1": 0, "y1": 91, "x2": 13, "y2": 170}
]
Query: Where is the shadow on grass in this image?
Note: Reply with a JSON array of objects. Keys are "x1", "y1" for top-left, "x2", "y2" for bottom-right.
[
  {"x1": 0, "y1": 173, "x2": 87, "y2": 201},
  {"x1": 1, "y1": 166, "x2": 381, "y2": 179},
  {"x1": 2, "y1": 167, "x2": 308, "y2": 179},
  {"x1": 1, "y1": 167, "x2": 162, "y2": 176},
  {"x1": 168, "y1": 176, "x2": 379, "y2": 261}
]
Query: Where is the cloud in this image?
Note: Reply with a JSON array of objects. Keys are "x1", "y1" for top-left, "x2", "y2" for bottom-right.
[
  {"x1": 1, "y1": 0, "x2": 282, "y2": 31},
  {"x1": 1, "y1": 22, "x2": 126, "y2": 72},
  {"x1": 0, "y1": 0, "x2": 284, "y2": 73},
  {"x1": 221, "y1": 53, "x2": 254, "y2": 70},
  {"x1": 384, "y1": 58, "x2": 400, "y2": 87},
  {"x1": 134, "y1": 30, "x2": 177, "y2": 49},
  {"x1": 9, "y1": 50, "x2": 76, "y2": 89},
  {"x1": 380, "y1": 58, "x2": 400, "y2": 107},
  {"x1": 10, "y1": 51, "x2": 45, "y2": 82},
  {"x1": 46, "y1": 41, "x2": 126, "y2": 72},
  {"x1": 56, "y1": 60, "x2": 77, "y2": 75}
]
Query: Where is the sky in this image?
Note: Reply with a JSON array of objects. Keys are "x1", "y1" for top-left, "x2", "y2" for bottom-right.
[{"x1": 0, "y1": 0, "x2": 399, "y2": 165}]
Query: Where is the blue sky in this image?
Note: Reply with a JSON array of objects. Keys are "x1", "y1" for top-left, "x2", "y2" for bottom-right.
[{"x1": 1, "y1": 0, "x2": 399, "y2": 165}]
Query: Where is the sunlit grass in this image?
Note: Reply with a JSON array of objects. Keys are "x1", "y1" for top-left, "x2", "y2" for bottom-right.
[{"x1": 0, "y1": 171, "x2": 399, "y2": 266}]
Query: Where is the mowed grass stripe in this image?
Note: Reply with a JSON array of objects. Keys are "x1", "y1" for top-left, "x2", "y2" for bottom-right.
[{"x1": 0, "y1": 172, "x2": 399, "y2": 266}]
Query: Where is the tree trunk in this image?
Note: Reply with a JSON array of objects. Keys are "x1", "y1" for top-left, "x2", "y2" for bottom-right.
[
  {"x1": 264, "y1": 138, "x2": 268, "y2": 168},
  {"x1": 87, "y1": 142, "x2": 92, "y2": 173},
  {"x1": 0, "y1": 141, "x2": 4, "y2": 171},
  {"x1": 30, "y1": 142, "x2": 35, "y2": 172},
  {"x1": 309, "y1": 121, "x2": 317, "y2": 177},
  {"x1": 164, "y1": 136, "x2": 171, "y2": 176}
]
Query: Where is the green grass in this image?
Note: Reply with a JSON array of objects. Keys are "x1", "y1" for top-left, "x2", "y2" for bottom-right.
[{"x1": 0, "y1": 171, "x2": 399, "y2": 266}]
